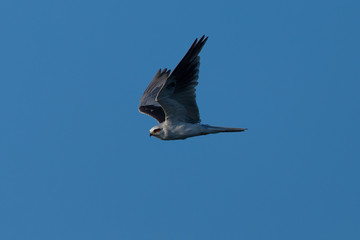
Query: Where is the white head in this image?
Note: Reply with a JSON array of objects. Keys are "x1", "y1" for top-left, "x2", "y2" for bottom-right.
[{"x1": 149, "y1": 125, "x2": 164, "y2": 139}]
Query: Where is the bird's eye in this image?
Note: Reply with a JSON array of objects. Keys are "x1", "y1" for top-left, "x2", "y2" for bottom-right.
[{"x1": 154, "y1": 129, "x2": 161, "y2": 133}]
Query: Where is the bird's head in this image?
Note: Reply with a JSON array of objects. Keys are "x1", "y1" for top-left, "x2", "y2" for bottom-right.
[{"x1": 149, "y1": 126, "x2": 164, "y2": 139}]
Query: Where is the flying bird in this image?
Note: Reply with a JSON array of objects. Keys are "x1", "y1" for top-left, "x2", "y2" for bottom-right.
[{"x1": 139, "y1": 35, "x2": 247, "y2": 140}]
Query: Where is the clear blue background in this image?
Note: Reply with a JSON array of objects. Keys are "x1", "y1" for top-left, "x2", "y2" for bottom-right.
[{"x1": 1, "y1": 0, "x2": 359, "y2": 239}]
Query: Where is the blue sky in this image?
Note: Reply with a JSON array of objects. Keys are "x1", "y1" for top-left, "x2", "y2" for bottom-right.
[{"x1": 1, "y1": 0, "x2": 359, "y2": 239}]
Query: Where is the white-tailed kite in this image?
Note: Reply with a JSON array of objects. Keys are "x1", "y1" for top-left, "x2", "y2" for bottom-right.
[{"x1": 139, "y1": 35, "x2": 247, "y2": 140}]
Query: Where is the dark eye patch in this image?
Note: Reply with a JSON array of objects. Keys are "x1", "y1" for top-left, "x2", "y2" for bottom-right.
[{"x1": 154, "y1": 129, "x2": 161, "y2": 133}]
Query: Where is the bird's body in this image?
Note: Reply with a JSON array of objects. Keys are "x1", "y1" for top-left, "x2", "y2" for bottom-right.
[
  {"x1": 151, "y1": 122, "x2": 246, "y2": 140},
  {"x1": 139, "y1": 35, "x2": 247, "y2": 140},
  {"x1": 150, "y1": 122, "x2": 203, "y2": 140}
]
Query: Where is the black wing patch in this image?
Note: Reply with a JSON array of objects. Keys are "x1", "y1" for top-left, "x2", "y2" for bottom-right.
[
  {"x1": 139, "y1": 69, "x2": 170, "y2": 123},
  {"x1": 139, "y1": 105, "x2": 165, "y2": 123}
]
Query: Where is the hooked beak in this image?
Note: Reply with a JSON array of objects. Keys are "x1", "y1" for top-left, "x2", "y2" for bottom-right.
[{"x1": 149, "y1": 133, "x2": 152, "y2": 137}]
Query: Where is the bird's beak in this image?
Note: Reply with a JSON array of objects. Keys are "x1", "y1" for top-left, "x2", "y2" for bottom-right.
[{"x1": 149, "y1": 133, "x2": 152, "y2": 137}]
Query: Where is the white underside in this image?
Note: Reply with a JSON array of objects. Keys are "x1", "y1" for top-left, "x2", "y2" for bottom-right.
[{"x1": 161, "y1": 122, "x2": 206, "y2": 140}]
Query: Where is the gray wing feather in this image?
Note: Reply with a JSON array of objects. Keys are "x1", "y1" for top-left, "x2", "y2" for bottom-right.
[
  {"x1": 156, "y1": 35, "x2": 208, "y2": 123},
  {"x1": 139, "y1": 69, "x2": 170, "y2": 123}
]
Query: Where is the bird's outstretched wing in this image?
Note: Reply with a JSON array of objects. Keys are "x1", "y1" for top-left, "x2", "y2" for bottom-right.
[
  {"x1": 139, "y1": 69, "x2": 170, "y2": 123},
  {"x1": 156, "y1": 35, "x2": 208, "y2": 123}
]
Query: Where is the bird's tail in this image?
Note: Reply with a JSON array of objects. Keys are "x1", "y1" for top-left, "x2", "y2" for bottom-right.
[{"x1": 202, "y1": 125, "x2": 247, "y2": 134}]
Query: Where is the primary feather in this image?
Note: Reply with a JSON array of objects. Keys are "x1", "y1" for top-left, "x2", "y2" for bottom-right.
[{"x1": 156, "y1": 36, "x2": 208, "y2": 123}]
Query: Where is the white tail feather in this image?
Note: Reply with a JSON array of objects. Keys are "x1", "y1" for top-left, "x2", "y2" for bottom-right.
[{"x1": 202, "y1": 125, "x2": 248, "y2": 134}]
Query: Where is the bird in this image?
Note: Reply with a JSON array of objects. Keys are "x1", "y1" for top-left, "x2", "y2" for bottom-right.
[{"x1": 139, "y1": 35, "x2": 247, "y2": 140}]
